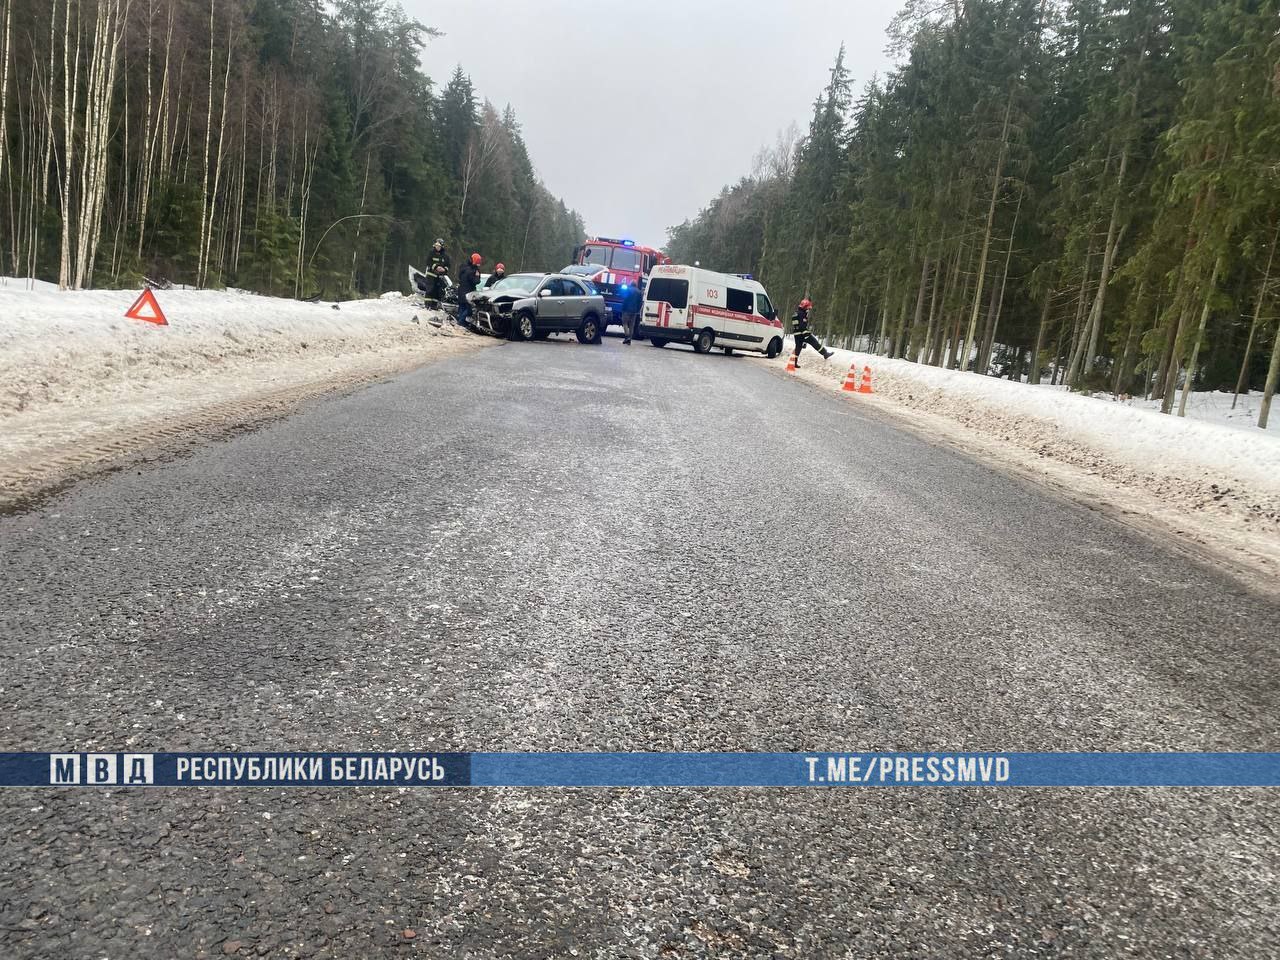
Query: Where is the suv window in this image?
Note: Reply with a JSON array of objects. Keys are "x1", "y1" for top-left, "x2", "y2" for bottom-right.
[
  {"x1": 543, "y1": 278, "x2": 581, "y2": 297},
  {"x1": 726, "y1": 288, "x2": 754, "y2": 313},
  {"x1": 646, "y1": 277, "x2": 688, "y2": 309},
  {"x1": 756, "y1": 292, "x2": 775, "y2": 318}
]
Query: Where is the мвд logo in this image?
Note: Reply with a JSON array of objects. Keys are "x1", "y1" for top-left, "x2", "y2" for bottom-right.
[{"x1": 49, "y1": 753, "x2": 155, "y2": 785}]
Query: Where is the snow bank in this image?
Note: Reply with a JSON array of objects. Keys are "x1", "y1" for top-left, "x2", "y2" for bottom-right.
[
  {"x1": 0, "y1": 286, "x2": 453, "y2": 418},
  {"x1": 0, "y1": 284, "x2": 482, "y2": 500},
  {"x1": 813, "y1": 349, "x2": 1280, "y2": 493}
]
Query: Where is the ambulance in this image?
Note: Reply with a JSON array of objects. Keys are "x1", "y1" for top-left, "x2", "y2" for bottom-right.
[{"x1": 639, "y1": 264, "x2": 785, "y2": 357}]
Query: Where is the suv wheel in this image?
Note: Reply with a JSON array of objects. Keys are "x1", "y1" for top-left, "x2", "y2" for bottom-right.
[
  {"x1": 693, "y1": 328, "x2": 715, "y2": 354},
  {"x1": 511, "y1": 311, "x2": 536, "y2": 341},
  {"x1": 577, "y1": 314, "x2": 602, "y2": 344},
  {"x1": 650, "y1": 338, "x2": 668, "y2": 348}
]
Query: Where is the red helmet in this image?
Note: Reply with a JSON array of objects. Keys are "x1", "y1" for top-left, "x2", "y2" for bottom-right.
[
  {"x1": 495, "y1": 263, "x2": 505, "y2": 272},
  {"x1": 800, "y1": 298, "x2": 813, "y2": 309},
  {"x1": 470, "y1": 253, "x2": 482, "y2": 265}
]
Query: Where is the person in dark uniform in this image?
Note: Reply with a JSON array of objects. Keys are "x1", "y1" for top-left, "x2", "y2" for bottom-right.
[
  {"x1": 457, "y1": 253, "x2": 483, "y2": 328},
  {"x1": 620, "y1": 279, "x2": 643, "y2": 345},
  {"x1": 427, "y1": 239, "x2": 451, "y2": 301},
  {"x1": 792, "y1": 298, "x2": 833, "y2": 366}
]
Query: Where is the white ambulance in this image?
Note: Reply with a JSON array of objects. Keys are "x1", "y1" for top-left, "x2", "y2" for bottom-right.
[{"x1": 639, "y1": 264, "x2": 785, "y2": 357}]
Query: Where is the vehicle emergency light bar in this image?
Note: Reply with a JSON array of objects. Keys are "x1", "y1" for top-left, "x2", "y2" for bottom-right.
[{"x1": 593, "y1": 237, "x2": 636, "y2": 247}]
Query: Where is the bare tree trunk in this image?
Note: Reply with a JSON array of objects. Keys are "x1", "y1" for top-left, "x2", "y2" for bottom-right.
[
  {"x1": 907, "y1": 256, "x2": 931, "y2": 362},
  {"x1": 1078, "y1": 147, "x2": 1130, "y2": 379},
  {"x1": 960, "y1": 89, "x2": 1014, "y2": 372},
  {"x1": 922, "y1": 254, "x2": 945, "y2": 364},
  {"x1": 199, "y1": 11, "x2": 234, "y2": 287},
  {"x1": 1261, "y1": 315, "x2": 1280, "y2": 429},
  {"x1": 1065, "y1": 238, "x2": 1099, "y2": 385},
  {"x1": 0, "y1": 0, "x2": 13, "y2": 209},
  {"x1": 138, "y1": 0, "x2": 174, "y2": 260},
  {"x1": 981, "y1": 189, "x2": 1023, "y2": 375},
  {"x1": 1112, "y1": 280, "x2": 1145, "y2": 396},
  {"x1": 1235, "y1": 223, "x2": 1278, "y2": 407},
  {"x1": 1178, "y1": 256, "x2": 1222, "y2": 417},
  {"x1": 58, "y1": 0, "x2": 82, "y2": 289},
  {"x1": 948, "y1": 243, "x2": 977, "y2": 369},
  {"x1": 1029, "y1": 287, "x2": 1054, "y2": 385}
]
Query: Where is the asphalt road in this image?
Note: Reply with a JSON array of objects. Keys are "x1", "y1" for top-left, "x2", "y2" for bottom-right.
[{"x1": 2, "y1": 334, "x2": 1277, "y2": 959}]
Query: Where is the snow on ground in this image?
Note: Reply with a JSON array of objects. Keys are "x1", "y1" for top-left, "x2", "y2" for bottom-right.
[
  {"x1": 0, "y1": 276, "x2": 60, "y2": 292},
  {"x1": 1100, "y1": 387, "x2": 1268, "y2": 434},
  {"x1": 0, "y1": 284, "x2": 485, "y2": 500},
  {"x1": 788, "y1": 348, "x2": 1280, "y2": 585}
]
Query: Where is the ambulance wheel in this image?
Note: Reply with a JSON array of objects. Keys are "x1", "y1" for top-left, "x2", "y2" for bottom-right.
[
  {"x1": 767, "y1": 337, "x2": 783, "y2": 359},
  {"x1": 693, "y1": 328, "x2": 715, "y2": 354},
  {"x1": 577, "y1": 313, "x2": 602, "y2": 344},
  {"x1": 650, "y1": 337, "x2": 668, "y2": 348},
  {"x1": 723, "y1": 347, "x2": 735, "y2": 356},
  {"x1": 512, "y1": 311, "x2": 536, "y2": 341}
]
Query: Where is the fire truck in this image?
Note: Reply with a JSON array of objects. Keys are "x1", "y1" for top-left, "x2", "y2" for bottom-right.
[{"x1": 570, "y1": 237, "x2": 670, "y2": 326}]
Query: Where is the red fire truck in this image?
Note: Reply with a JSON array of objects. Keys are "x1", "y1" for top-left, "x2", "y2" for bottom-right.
[{"x1": 570, "y1": 237, "x2": 670, "y2": 326}]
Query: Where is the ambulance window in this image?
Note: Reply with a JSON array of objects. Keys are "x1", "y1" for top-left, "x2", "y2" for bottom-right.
[
  {"x1": 726, "y1": 288, "x2": 754, "y2": 313},
  {"x1": 756, "y1": 293, "x2": 775, "y2": 318},
  {"x1": 610, "y1": 247, "x2": 641, "y2": 272},
  {"x1": 646, "y1": 278, "x2": 688, "y2": 309}
]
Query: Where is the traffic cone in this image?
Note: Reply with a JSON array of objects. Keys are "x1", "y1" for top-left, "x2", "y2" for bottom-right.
[
  {"x1": 841, "y1": 362, "x2": 859, "y2": 392},
  {"x1": 785, "y1": 353, "x2": 797, "y2": 372},
  {"x1": 858, "y1": 365, "x2": 874, "y2": 394}
]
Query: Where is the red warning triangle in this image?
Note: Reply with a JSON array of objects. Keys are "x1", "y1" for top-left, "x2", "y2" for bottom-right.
[{"x1": 124, "y1": 289, "x2": 168, "y2": 326}]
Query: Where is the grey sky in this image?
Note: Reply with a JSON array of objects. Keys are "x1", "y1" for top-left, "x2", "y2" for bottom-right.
[{"x1": 405, "y1": 0, "x2": 902, "y2": 252}]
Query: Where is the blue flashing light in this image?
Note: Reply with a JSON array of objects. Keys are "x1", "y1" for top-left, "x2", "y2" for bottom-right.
[
  {"x1": 623, "y1": 239, "x2": 635, "y2": 246},
  {"x1": 619, "y1": 283, "x2": 629, "y2": 291}
]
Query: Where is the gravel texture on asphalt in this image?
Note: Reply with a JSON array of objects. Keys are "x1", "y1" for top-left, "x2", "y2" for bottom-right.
[{"x1": 2, "y1": 335, "x2": 1277, "y2": 959}]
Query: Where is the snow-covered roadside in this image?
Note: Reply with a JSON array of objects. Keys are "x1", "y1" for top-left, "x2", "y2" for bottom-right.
[
  {"x1": 781, "y1": 348, "x2": 1280, "y2": 587},
  {"x1": 0, "y1": 286, "x2": 489, "y2": 501}
]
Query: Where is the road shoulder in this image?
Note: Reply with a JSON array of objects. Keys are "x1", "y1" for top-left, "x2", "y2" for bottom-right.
[{"x1": 766, "y1": 354, "x2": 1280, "y2": 597}]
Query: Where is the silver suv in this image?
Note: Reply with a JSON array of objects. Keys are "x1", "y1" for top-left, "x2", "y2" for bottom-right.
[{"x1": 468, "y1": 273, "x2": 608, "y2": 344}]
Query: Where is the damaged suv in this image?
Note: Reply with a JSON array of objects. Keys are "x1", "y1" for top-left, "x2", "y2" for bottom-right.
[{"x1": 467, "y1": 273, "x2": 608, "y2": 344}]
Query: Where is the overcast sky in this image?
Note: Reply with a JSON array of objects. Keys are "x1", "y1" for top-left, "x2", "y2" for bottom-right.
[{"x1": 403, "y1": 0, "x2": 902, "y2": 251}]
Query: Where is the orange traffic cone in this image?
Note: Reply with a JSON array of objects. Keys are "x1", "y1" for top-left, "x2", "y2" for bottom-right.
[
  {"x1": 841, "y1": 363, "x2": 859, "y2": 392},
  {"x1": 858, "y1": 365, "x2": 874, "y2": 394},
  {"x1": 785, "y1": 353, "x2": 797, "y2": 372}
]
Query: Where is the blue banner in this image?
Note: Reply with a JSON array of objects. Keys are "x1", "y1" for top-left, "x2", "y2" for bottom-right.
[{"x1": 1, "y1": 752, "x2": 1278, "y2": 787}]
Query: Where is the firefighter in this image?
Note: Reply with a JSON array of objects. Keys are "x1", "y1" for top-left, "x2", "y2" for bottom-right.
[
  {"x1": 792, "y1": 298, "x2": 833, "y2": 365},
  {"x1": 427, "y1": 239, "x2": 451, "y2": 301},
  {"x1": 483, "y1": 263, "x2": 507, "y2": 288},
  {"x1": 620, "y1": 278, "x2": 643, "y2": 345},
  {"x1": 457, "y1": 253, "x2": 483, "y2": 329}
]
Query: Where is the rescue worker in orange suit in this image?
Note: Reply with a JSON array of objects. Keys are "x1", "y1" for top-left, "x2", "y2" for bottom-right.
[
  {"x1": 792, "y1": 298, "x2": 833, "y2": 366},
  {"x1": 457, "y1": 253, "x2": 482, "y2": 329},
  {"x1": 483, "y1": 263, "x2": 507, "y2": 288}
]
